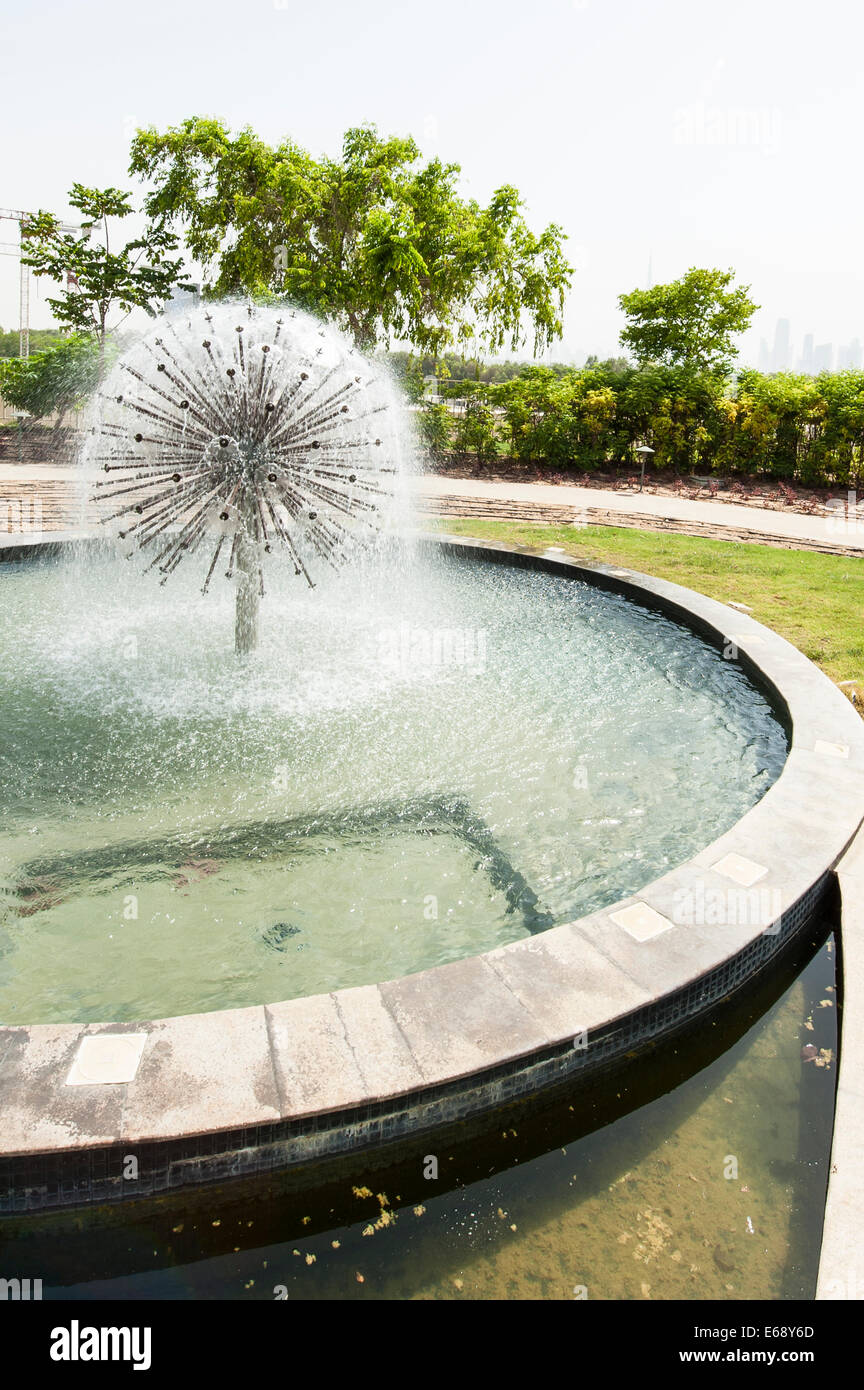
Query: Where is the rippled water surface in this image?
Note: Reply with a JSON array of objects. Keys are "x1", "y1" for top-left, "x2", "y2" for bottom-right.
[{"x1": 0, "y1": 543, "x2": 787, "y2": 1022}]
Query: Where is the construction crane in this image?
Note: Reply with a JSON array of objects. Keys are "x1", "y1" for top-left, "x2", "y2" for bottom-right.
[{"x1": 0, "y1": 207, "x2": 83, "y2": 357}]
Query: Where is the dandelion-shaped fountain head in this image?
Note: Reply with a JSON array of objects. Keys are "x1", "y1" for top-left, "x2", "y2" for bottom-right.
[{"x1": 86, "y1": 302, "x2": 404, "y2": 652}]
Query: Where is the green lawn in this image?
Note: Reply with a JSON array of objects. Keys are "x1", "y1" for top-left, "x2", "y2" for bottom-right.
[{"x1": 427, "y1": 518, "x2": 864, "y2": 697}]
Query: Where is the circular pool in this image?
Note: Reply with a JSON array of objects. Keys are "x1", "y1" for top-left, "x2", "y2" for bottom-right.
[
  {"x1": 2, "y1": 534, "x2": 863, "y2": 1218},
  {"x1": 0, "y1": 539, "x2": 785, "y2": 1024}
]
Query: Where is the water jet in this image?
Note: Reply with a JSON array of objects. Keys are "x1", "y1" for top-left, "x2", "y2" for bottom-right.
[{"x1": 86, "y1": 302, "x2": 403, "y2": 652}]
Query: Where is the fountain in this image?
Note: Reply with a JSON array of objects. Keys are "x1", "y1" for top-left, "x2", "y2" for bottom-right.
[
  {"x1": 3, "y1": 300, "x2": 864, "y2": 1222},
  {"x1": 85, "y1": 302, "x2": 405, "y2": 652}
]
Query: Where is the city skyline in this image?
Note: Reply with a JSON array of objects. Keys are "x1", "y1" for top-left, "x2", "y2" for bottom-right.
[{"x1": 755, "y1": 318, "x2": 864, "y2": 375}]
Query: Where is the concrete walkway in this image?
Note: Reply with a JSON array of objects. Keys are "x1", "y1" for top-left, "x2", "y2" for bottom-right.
[
  {"x1": 416, "y1": 474, "x2": 864, "y2": 556},
  {"x1": 4, "y1": 464, "x2": 864, "y2": 555},
  {"x1": 817, "y1": 831, "x2": 864, "y2": 1299}
]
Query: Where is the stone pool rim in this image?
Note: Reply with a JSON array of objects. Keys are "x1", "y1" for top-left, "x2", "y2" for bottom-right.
[{"x1": 2, "y1": 531, "x2": 863, "y2": 1213}]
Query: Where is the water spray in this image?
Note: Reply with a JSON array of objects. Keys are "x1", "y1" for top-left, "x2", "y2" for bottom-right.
[{"x1": 87, "y1": 302, "x2": 401, "y2": 653}]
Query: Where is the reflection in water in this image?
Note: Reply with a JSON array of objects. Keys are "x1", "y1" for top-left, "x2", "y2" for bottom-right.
[{"x1": 4, "y1": 928, "x2": 837, "y2": 1301}]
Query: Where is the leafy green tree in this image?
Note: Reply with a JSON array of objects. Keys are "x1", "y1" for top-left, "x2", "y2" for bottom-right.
[
  {"x1": 584, "y1": 354, "x2": 631, "y2": 375},
  {"x1": 0, "y1": 327, "x2": 65, "y2": 358},
  {"x1": 727, "y1": 369, "x2": 824, "y2": 481},
  {"x1": 417, "y1": 401, "x2": 453, "y2": 459},
  {"x1": 618, "y1": 268, "x2": 757, "y2": 373},
  {"x1": 451, "y1": 393, "x2": 499, "y2": 464},
  {"x1": 568, "y1": 376, "x2": 619, "y2": 467},
  {"x1": 803, "y1": 371, "x2": 864, "y2": 488},
  {"x1": 383, "y1": 352, "x2": 426, "y2": 402},
  {"x1": 616, "y1": 365, "x2": 727, "y2": 473},
  {"x1": 129, "y1": 120, "x2": 572, "y2": 356},
  {"x1": 20, "y1": 184, "x2": 194, "y2": 371},
  {"x1": 0, "y1": 335, "x2": 101, "y2": 426},
  {"x1": 494, "y1": 367, "x2": 576, "y2": 464},
  {"x1": 387, "y1": 349, "x2": 576, "y2": 385}
]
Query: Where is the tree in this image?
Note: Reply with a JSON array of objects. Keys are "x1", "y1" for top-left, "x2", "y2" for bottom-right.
[
  {"x1": 0, "y1": 335, "x2": 101, "y2": 426},
  {"x1": 584, "y1": 354, "x2": 631, "y2": 375},
  {"x1": 129, "y1": 120, "x2": 573, "y2": 356},
  {"x1": 728, "y1": 369, "x2": 814, "y2": 480},
  {"x1": 417, "y1": 401, "x2": 452, "y2": 459},
  {"x1": 20, "y1": 184, "x2": 194, "y2": 372},
  {"x1": 618, "y1": 268, "x2": 757, "y2": 373},
  {"x1": 494, "y1": 367, "x2": 576, "y2": 464},
  {"x1": 451, "y1": 394, "x2": 499, "y2": 464},
  {"x1": 0, "y1": 327, "x2": 64, "y2": 358},
  {"x1": 385, "y1": 349, "x2": 547, "y2": 385}
]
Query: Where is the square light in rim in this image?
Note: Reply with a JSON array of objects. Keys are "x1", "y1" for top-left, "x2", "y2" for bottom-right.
[
  {"x1": 66, "y1": 1032, "x2": 148, "y2": 1086},
  {"x1": 610, "y1": 902, "x2": 673, "y2": 942},
  {"x1": 710, "y1": 853, "x2": 769, "y2": 888}
]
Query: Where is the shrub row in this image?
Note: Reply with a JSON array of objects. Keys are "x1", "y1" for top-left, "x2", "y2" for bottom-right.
[{"x1": 416, "y1": 364, "x2": 864, "y2": 487}]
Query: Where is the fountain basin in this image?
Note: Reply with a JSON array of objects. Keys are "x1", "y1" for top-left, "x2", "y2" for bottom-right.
[
  {"x1": 0, "y1": 532, "x2": 785, "y2": 1023},
  {"x1": 1, "y1": 534, "x2": 863, "y2": 1212}
]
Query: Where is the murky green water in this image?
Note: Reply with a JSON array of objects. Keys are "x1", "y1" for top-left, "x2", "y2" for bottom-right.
[
  {"x1": 4, "y1": 930, "x2": 836, "y2": 1301},
  {"x1": 0, "y1": 545, "x2": 785, "y2": 1023}
]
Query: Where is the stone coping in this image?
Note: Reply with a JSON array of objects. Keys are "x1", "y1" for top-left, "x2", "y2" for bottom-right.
[
  {"x1": 2, "y1": 533, "x2": 864, "y2": 1180},
  {"x1": 817, "y1": 827, "x2": 864, "y2": 1300}
]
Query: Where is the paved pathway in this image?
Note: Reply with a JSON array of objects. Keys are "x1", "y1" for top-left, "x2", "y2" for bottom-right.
[
  {"x1": 818, "y1": 829, "x2": 864, "y2": 1300},
  {"x1": 4, "y1": 463, "x2": 864, "y2": 557},
  {"x1": 415, "y1": 475, "x2": 864, "y2": 556}
]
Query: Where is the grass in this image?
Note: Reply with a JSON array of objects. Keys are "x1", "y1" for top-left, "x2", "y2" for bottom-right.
[{"x1": 427, "y1": 517, "x2": 864, "y2": 697}]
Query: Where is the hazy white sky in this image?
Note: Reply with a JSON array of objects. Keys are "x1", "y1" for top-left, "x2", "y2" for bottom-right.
[{"x1": 2, "y1": 0, "x2": 862, "y2": 364}]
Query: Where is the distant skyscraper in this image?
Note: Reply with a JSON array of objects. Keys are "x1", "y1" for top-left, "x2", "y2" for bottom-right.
[
  {"x1": 838, "y1": 338, "x2": 862, "y2": 370},
  {"x1": 797, "y1": 333, "x2": 815, "y2": 375},
  {"x1": 771, "y1": 318, "x2": 791, "y2": 372},
  {"x1": 813, "y1": 342, "x2": 834, "y2": 373},
  {"x1": 758, "y1": 337, "x2": 772, "y2": 372}
]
